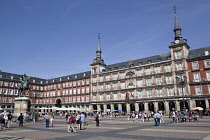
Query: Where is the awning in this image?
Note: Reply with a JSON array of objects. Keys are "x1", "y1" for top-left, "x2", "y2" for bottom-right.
[{"x1": 191, "y1": 107, "x2": 203, "y2": 110}]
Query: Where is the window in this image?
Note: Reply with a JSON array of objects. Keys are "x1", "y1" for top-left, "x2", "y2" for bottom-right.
[
  {"x1": 205, "y1": 51, "x2": 209, "y2": 56},
  {"x1": 205, "y1": 59, "x2": 210, "y2": 68},
  {"x1": 78, "y1": 88, "x2": 80, "y2": 94},
  {"x1": 193, "y1": 73, "x2": 200, "y2": 82},
  {"x1": 86, "y1": 79, "x2": 89, "y2": 85},
  {"x1": 146, "y1": 78, "x2": 152, "y2": 86},
  {"x1": 175, "y1": 51, "x2": 181, "y2": 59},
  {"x1": 86, "y1": 87, "x2": 89, "y2": 93},
  {"x1": 166, "y1": 76, "x2": 172, "y2": 84},
  {"x1": 154, "y1": 67, "x2": 161, "y2": 74},
  {"x1": 176, "y1": 63, "x2": 183, "y2": 71},
  {"x1": 195, "y1": 86, "x2": 202, "y2": 95},
  {"x1": 137, "y1": 80, "x2": 143, "y2": 87},
  {"x1": 165, "y1": 65, "x2": 171, "y2": 72},
  {"x1": 208, "y1": 85, "x2": 210, "y2": 94},
  {"x1": 206, "y1": 71, "x2": 210, "y2": 81},
  {"x1": 73, "y1": 88, "x2": 76, "y2": 94},
  {"x1": 192, "y1": 61, "x2": 199, "y2": 70},
  {"x1": 156, "y1": 77, "x2": 162, "y2": 85},
  {"x1": 10, "y1": 82, "x2": 14, "y2": 87}
]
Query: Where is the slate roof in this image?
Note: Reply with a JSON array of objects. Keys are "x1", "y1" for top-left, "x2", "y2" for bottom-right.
[
  {"x1": 1, "y1": 46, "x2": 210, "y2": 84},
  {"x1": 188, "y1": 46, "x2": 210, "y2": 59},
  {"x1": 0, "y1": 70, "x2": 91, "y2": 84},
  {"x1": 103, "y1": 52, "x2": 171, "y2": 72}
]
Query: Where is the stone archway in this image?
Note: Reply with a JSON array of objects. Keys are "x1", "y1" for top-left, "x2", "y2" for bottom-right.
[
  {"x1": 139, "y1": 103, "x2": 144, "y2": 111},
  {"x1": 100, "y1": 104, "x2": 104, "y2": 112},
  {"x1": 169, "y1": 101, "x2": 175, "y2": 111},
  {"x1": 148, "y1": 102, "x2": 154, "y2": 112},
  {"x1": 180, "y1": 100, "x2": 189, "y2": 111},
  {"x1": 122, "y1": 104, "x2": 127, "y2": 113},
  {"x1": 130, "y1": 104, "x2": 135, "y2": 112},
  {"x1": 55, "y1": 98, "x2": 62, "y2": 108},
  {"x1": 114, "y1": 104, "x2": 119, "y2": 110},
  {"x1": 158, "y1": 102, "x2": 165, "y2": 111}
]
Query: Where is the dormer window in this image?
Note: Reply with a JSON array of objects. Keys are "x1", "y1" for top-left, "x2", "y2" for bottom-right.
[
  {"x1": 139, "y1": 62, "x2": 142, "y2": 66},
  {"x1": 205, "y1": 50, "x2": 209, "y2": 56},
  {"x1": 157, "y1": 58, "x2": 161, "y2": 62},
  {"x1": 83, "y1": 73, "x2": 86, "y2": 77},
  {"x1": 11, "y1": 76, "x2": 14, "y2": 80},
  {"x1": 33, "y1": 80, "x2": 35, "y2": 83},
  {"x1": 148, "y1": 60, "x2": 152, "y2": 64},
  {"x1": 75, "y1": 75, "x2": 78, "y2": 78},
  {"x1": 60, "y1": 78, "x2": 62, "y2": 81}
]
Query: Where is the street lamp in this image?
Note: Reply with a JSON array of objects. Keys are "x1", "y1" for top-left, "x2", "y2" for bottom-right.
[{"x1": 176, "y1": 75, "x2": 187, "y2": 112}]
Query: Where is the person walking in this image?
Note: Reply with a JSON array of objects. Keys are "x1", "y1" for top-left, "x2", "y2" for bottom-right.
[
  {"x1": 154, "y1": 111, "x2": 161, "y2": 126},
  {"x1": 76, "y1": 113, "x2": 81, "y2": 130},
  {"x1": 18, "y1": 113, "x2": 24, "y2": 127},
  {"x1": 44, "y1": 113, "x2": 50, "y2": 128},
  {"x1": 7, "y1": 112, "x2": 13, "y2": 128},
  {"x1": 80, "y1": 112, "x2": 85, "y2": 130},
  {"x1": 67, "y1": 114, "x2": 76, "y2": 133},
  {"x1": 3, "y1": 114, "x2": 8, "y2": 128},
  {"x1": 95, "y1": 113, "x2": 100, "y2": 127}
]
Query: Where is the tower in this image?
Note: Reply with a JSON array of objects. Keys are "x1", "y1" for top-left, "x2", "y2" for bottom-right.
[{"x1": 169, "y1": 6, "x2": 190, "y2": 97}]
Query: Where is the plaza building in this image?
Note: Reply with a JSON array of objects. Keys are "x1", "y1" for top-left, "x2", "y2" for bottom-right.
[{"x1": 0, "y1": 10, "x2": 209, "y2": 114}]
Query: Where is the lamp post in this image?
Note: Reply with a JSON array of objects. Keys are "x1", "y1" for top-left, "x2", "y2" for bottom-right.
[{"x1": 176, "y1": 75, "x2": 187, "y2": 112}]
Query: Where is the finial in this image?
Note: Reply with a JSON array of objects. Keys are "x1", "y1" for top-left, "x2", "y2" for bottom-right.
[
  {"x1": 98, "y1": 33, "x2": 100, "y2": 39},
  {"x1": 173, "y1": 5, "x2": 177, "y2": 14}
]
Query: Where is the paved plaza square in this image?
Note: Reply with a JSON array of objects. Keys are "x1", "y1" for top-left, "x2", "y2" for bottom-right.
[{"x1": 0, "y1": 115, "x2": 210, "y2": 140}]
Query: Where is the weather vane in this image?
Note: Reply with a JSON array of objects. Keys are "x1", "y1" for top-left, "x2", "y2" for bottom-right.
[
  {"x1": 98, "y1": 33, "x2": 100, "y2": 39},
  {"x1": 173, "y1": 5, "x2": 177, "y2": 14}
]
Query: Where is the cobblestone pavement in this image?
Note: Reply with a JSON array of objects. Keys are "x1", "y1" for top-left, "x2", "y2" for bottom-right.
[{"x1": 0, "y1": 115, "x2": 210, "y2": 140}]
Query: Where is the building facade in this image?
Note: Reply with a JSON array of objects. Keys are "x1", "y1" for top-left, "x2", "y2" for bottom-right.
[{"x1": 0, "y1": 10, "x2": 209, "y2": 114}]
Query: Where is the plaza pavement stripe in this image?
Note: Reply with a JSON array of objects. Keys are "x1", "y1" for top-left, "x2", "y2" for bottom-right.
[
  {"x1": 0, "y1": 135, "x2": 32, "y2": 140},
  {"x1": 140, "y1": 128, "x2": 210, "y2": 134},
  {"x1": 203, "y1": 134, "x2": 210, "y2": 140},
  {"x1": 0, "y1": 129, "x2": 36, "y2": 134}
]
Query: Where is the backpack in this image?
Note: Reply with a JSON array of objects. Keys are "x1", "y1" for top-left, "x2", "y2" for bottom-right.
[{"x1": 68, "y1": 116, "x2": 74, "y2": 124}]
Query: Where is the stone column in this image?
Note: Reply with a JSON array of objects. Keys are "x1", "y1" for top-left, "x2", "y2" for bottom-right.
[
  {"x1": 89, "y1": 105, "x2": 93, "y2": 112},
  {"x1": 205, "y1": 99, "x2": 209, "y2": 108},
  {"x1": 84, "y1": 105, "x2": 87, "y2": 112},
  {"x1": 154, "y1": 102, "x2": 158, "y2": 112},
  {"x1": 164, "y1": 101, "x2": 169, "y2": 114},
  {"x1": 103, "y1": 104, "x2": 107, "y2": 113},
  {"x1": 126, "y1": 103, "x2": 130, "y2": 113},
  {"x1": 135, "y1": 103, "x2": 139, "y2": 112},
  {"x1": 111, "y1": 104, "x2": 114, "y2": 112},
  {"x1": 118, "y1": 104, "x2": 122, "y2": 112},
  {"x1": 175, "y1": 100, "x2": 180, "y2": 111},
  {"x1": 97, "y1": 104, "x2": 100, "y2": 112},
  {"x1": 189, "y1": 99, "x2": 196, "y2": 109},
  {"x1": 144, "y1": 102, "x2": 149, "y2": 112}
]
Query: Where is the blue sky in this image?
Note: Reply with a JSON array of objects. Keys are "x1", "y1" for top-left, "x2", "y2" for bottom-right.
[{"x1": 0, "y1": 0, "x2": 210, "y2": 79}]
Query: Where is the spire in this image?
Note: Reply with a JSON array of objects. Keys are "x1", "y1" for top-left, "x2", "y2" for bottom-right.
[
  {"x1": 173, "y1": 6, "x2": 182, "y2": 41},
  {"x1": 91, "y1": 33, "x2": 106, "y2": 66},
  {"x1": 96, "y1": 33, "x2": 101, "y2": 59}
]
